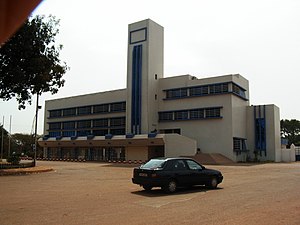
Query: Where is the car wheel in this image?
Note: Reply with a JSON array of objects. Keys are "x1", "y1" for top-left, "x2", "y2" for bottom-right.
[
  {"x1": 207, "y1": 176, "x2": 218, "y2": 189},
  {"x1": 143, "y1": 185, "x2": 153, "y2": 191},
  {"x1": 163, "y1": 180, "x2": 177, "y2": 193}
]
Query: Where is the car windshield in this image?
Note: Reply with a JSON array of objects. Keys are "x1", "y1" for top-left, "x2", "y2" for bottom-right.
[{"x1": 141, "y1": 159, "x2": 166, "y2": 169}]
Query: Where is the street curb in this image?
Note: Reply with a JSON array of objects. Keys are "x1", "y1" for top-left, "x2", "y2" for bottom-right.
[{"x1": 0, "y1": 166, "x2": 54, "y2": 176}]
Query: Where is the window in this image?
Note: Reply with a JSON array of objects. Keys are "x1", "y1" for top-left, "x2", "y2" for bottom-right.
[
  {"x1": 233, "y1": 138, "x2": 248, "y2": 152},
  {"x1": 110, "y1": 117, "x2": 125, "y2": 127},
  {"x1": 166, "y1": 88, "x2": 188, "y2": 99},
  {"x1": 93, "y1": 119, "x2": 108, "y2": 128},
  {"x1": 93, "y1": 129, "x2": 108, "y2": 136},
  {"x1": 110, "y1": 102, "x2": 126, "y2": 112},
  {"x1": 77, "y1": 130, "x2": 91, "y2": 136},
  {"x1": 94, "y1": 104, "x2": 109, "y2": 113},
  {"x1": 159, "y1": 107, "x2": 222, "y2": 121},
  {"x1": 174, "y1": 111, "x2": 188, "y2": 120},
  {"x1": 190, "y1": 109, "x2": 204, "y2": 119},
  {"x1": 189, "y1": 86, "x2": 209, "y2": 96},
  {"x1": 63, "y1": 108, "x2": 76, "y2": 117},
  {"x1": 77, "y1": 120, "x2": 91, "y2": 129},
  {"x1": 186, "y1": 160, "x2": 202, "y2": 170},
  {"x1": 62, "y1": 131, "x2": 76, "y2": 137},
  {"x1": 48, "y1": 122, "x2": 61, "y2": 130},
  {"x1": 62, "y1": 121, "x2": 75, "y2": 130},
  {"x1": 159, "y1": 112, "x2": 173, "y2": 121},
  {"x1": 78, "y1": 106, "x2": 91, "y2": 115},
  {"x1": 232, "y1": 84, "x2": 246, "y2": 98},
  {"x1": 110, "y1": 128, "x2": 125, "y2": 135},
  {"x1": 172, "y1": 160, "x2": 187, "y2": 171},
  {"x1": 49, "y1": 110, "x2": 61, "y2": 118},
  {"x1": 49, "y1": 131, "x2": 61, "y2": 137},
  {"x1": 205, "y1": 108, "x2": 221, "y2": 118}
]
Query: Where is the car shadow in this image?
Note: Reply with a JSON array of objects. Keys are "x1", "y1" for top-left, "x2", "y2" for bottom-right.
[{"x1": 131, "y1": 185, "x2": 223, "y2": 197}]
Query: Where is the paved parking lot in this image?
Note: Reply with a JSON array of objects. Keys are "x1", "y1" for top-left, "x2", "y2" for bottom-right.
[{"x1": 0, "y1": 161, "x2": 299, "y2": 225}]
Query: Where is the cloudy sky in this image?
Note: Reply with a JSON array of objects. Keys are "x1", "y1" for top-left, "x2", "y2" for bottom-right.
[{"x1": 1, "y1": 0, "x2": 299, "y2": 134}]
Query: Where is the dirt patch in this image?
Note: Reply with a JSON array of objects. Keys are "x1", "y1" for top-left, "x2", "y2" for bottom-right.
[{"x1": 0, "y1": 161, "x2": 299, "y2": 225}]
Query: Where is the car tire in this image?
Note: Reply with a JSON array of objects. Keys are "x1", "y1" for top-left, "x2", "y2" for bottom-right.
[
  {"x1": 143, "y1": 185, "x2": 153, "y2": 191},
  {"x1": 207, "y1": 176, "x2": 218, "y2": 189},
  {"x1": 163, "y1": 180, "x2": 177, "y2": 193}
]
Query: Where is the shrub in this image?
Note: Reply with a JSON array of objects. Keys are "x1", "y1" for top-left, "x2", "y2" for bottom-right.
[{"x1": 7, "y1": 152, "x2": 21, "y2": 165}]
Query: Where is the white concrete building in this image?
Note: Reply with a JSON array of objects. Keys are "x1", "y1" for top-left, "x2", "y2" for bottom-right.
[{"x1": 39, "y1": 19, "x2": 281, "y2": 162}]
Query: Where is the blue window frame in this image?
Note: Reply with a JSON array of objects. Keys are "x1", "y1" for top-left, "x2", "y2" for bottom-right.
[
  {"x1": 110, "y1": 117, "x2": 125, "y2": 127},
  {"x1": 93, "y1": 129, "x2": 108, "y2": 136},
  {"x1": 174, "y1": 111, "x2": 189, "y2": 120},
  {"x1": 93, "y1": 119, "x2": 108, "y2": 128},
  {"x1": 49, "y1": 131, "x2": 61, "y2": 137},
  {"x1": 205, "y1": 108, "x2": 221, "y2": 118},
  {"x1": 166, "y1": 88, "x2": 188, "y2": 99},
  {"x1": 78, "y1": 106, "x2": 91, "y2": 115},
  {"x1": 110, "y1": 102, "x2": 126, "y2": 112},
  {"x1": 159, "y1": 107, "x2": 222, "y2": 122},
  {"x1": 63, "y1": 108, "x2": 76, "y2": 117},
  {"x1": 189, "y1": 86, "x2": 209, "y2": 96},
  {"x1": 159, "y1": 112, "x2": 173, "y2": 121},
  {"x1": 232, "y1": 83, "x2": 246, "y2": 99},
  {"x1": 62, "y1": 131, "x2": 76, "y2": 137},
  {"x1": 190, "y1": 109, "x2": 204, "y2": 119},
  {"x1": 94, "y1": 104, "x2": 109, "y2": 113},
  {"x1": 48, "y1": 122, "x2": 61, "y2": 130},
  {"x1": 77, "y1": 130, "x2": 91, "y2": 136},
  {"x1": 62, "y1": 121, "x2": 76, "y2": 130},
  {"x1": 49, "y1": 109, "x2": 61, "y2": 118},
  {"x1": 77, "y1": 120, "x2": 91, "y2": 129}
]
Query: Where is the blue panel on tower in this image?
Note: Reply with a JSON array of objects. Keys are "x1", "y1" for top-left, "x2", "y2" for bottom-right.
[{"x1": 131, "y1": 45, "x2": 143, "y2": 134}]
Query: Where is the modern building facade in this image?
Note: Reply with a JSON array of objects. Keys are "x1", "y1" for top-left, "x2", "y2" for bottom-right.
[{"x1": 39, "y1": 19, "x2": 281, "y2": 162}]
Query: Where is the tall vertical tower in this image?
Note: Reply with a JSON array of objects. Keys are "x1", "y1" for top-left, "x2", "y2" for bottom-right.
[{"x1": 126, "y1": 19, "x2": 164, "y2": 134}]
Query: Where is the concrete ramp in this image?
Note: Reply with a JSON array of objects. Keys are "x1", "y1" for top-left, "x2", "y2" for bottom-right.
[{"x1": 188, "y1": 153, "x2": 234, "y2": 165}]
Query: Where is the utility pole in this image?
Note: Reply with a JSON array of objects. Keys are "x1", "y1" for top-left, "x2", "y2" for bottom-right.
[
  {"x1": 1, "y1": 116, "x2": 4, "y2": 162},
  {"x1": 33, "y1": 93, "x2": 40, "y2": 166},
  {"x1": 8, "y1": 115, "x2": 12, "y2": 157}
]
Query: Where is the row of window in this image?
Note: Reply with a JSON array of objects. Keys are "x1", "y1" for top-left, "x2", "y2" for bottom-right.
[
  {"x1": 49, "y1": 128, "x2": 126, "y2": 137},
  {"x1": 48, "y1": 117, "x2": 126, "y2": 130},
  {"x1": 49, "y1": 102, "x2": 126, "y2": 118},
  {"x1": 159, "y1": 107, "x2": 222, "y2": 121},
  {"x1": 165, "y1": 82, "x2": 246, "y2": 100}
]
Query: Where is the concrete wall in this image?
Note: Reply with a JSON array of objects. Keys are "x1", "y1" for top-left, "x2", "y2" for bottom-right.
[
  {"x1": 281, "y1": 144, "x2": 296, "y2": 162},
  {"x1": 126, "y1": 146, "x2": 148, "y2": 161},
  {"x1": 163, "y1": 134, "x2": 196, "y2": 157}
]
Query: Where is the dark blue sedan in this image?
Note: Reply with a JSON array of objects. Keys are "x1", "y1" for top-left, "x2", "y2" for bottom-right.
[{"x1": 132, "y1": 157, "x2": 223, "y2": 193}]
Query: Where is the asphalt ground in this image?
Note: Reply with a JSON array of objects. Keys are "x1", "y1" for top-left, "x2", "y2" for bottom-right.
[{"x1": 0, "y1": 161, "x2": 299, "y2": 225}]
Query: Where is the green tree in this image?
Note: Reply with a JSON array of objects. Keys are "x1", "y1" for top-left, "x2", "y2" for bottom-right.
[
  {"x1": 280, "y1": 119, "x2": 300, "y2": 146},
  {"x1": 0, "y1": 15, "x2": 68, "y2": 109},
  {"x1": 11, "y1": 133, "x2": 35, "y2": 156}
]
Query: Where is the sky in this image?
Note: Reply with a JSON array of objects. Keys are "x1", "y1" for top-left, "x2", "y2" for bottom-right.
[{"x1": 0, "y1": 0, "x2": 300, "y2": 134}]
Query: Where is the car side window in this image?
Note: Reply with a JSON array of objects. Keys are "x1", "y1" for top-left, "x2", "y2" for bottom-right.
[
  {"x1": 172, "y1": 160, "x2": 187, "y2": 171},
  {"x1": 186, "y1": 160, "x2": 202, "y2": 170}
]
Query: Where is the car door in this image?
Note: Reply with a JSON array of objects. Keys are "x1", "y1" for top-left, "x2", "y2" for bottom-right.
[
  {"x1": 169, "y1": 159, "x2": 191, "y2": 186},
  {"x1": 185, "y1": 159, "x2": 207, "y2": 185}
]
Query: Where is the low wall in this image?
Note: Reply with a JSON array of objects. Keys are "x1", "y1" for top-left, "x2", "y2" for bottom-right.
[{"x1": 281, "y1": 144, "x2": 296, "y2": 162}]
